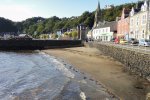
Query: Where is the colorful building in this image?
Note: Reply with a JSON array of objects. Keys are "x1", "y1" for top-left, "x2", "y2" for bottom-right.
[
  {"x1": 117, "y1": 8, "x2": 130, "y2": 40},
  {"x1": 129, "y1": 0, "x2": 150, "y2": 40}
]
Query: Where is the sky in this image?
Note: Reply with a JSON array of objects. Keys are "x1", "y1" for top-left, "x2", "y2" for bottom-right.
[{"x1": 0, "y1": 0, "x2": 137, "y2": 22}]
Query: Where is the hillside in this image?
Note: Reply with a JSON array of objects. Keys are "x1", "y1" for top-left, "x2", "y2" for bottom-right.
[{"x1": 0, "y1": 2, "x2": 138, "y2": 37}]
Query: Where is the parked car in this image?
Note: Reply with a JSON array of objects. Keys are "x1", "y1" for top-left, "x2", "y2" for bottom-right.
[
  {"x1": 114, "y1": 38, "x2": 119, "y2": 44},
  {"x1": 88, "y1": 38, "x2": 94, "y2": 41},
  {"x1": 119, "y1": 39, "x2": 128, "y2": 44},
  {"x1": 110, "y1": 38, "x2": 116, "y2": 42},
  {"x1": 128, "y1": 38, "x2": 139, "y2": 45},
  {"x1": 139, "y1": 39, "x2": 150, "y2": 47}
]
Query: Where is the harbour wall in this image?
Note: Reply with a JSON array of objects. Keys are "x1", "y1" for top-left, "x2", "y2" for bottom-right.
[{"x1": 0, "y1": 40, "x2": 82, "y2": 50}]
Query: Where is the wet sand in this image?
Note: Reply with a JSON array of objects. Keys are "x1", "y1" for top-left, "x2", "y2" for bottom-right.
[{"x1": 43, "y1": 47, "x2": 150, "y2": 100}]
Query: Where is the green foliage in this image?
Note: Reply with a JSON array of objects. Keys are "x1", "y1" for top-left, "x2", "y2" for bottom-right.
[
  {"x1": 0, "y1": 17, "x2": 17, "y2": 32},
  {"x1": 28, "y1": 25, "x2": 37, "y2": 35},
  {"x1": 68, "y1": 32, "x2": 72, "y2": 37},
  {"x1": 51, "y1": 34, "x2": 58, "y2": 39},
  {"x1": 37, "y1": 23, "x2": 44, "y2": 34},
  {"x1": 72, "y1": 31, "x2": 78, "y2": 39},
  {"x1": 40, "y1": 34, "x2": 49, "y2": 39},
  {"x1": 64, "y1": 32, "x2": 68, "y2": 36},
  {"x1": 102, "y1": 3, "x2": 135, "y2": 21}
]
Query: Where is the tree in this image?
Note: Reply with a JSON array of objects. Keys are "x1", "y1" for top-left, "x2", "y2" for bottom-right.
[
  {"x1": 28, "y1": 25, "x2": 37, "y2": 35},
  {"x1": 72, "y1": 31, "x2": 78, "y2": 39},
  {"x1": 64, "y1": 32, "x2": 68, "y2": 36},
  {"x1": 68, "y1": 32, "x2": 72, "y2": 38},
  {"x1": 51, "y1": 34, "x2": 58, "y2": 39},
  {"x1": 0, "y1": 1, "x2": 138, "y2": 37},
  {"x1": 37, "y1": 23, "x2": 44, "y2": 34},
  {"x1": 0, "y1": 17, "x2": 17, "y2": 32}
]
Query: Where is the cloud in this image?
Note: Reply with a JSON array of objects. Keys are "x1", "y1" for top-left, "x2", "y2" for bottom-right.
[{"x1": 0, "y1": 5, "x2": 38, "y2": 21}]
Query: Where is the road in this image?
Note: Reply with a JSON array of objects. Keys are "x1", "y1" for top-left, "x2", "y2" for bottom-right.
[{"x1": 95, "y1": 41, "x2": 150, "y2": 54}]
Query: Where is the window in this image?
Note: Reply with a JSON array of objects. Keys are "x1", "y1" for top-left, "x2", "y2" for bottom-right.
[
  {"x1": 142, "y1": 15, "x2": 147, "y2": 24},
  {"x1": 100, "y1": 29, "x2": 101, "y2": 33},
  {"x1": 111, "y1": 36, "x2": 113, "y2": 39},
  {"x1": 145, "y1": 15, "x2": 147, "y2": 19},
  {"x1": 108, "y1": 28, "x2": 110, "y2": 32},
  {"x1": 142, "y1": 34, "x2": 144, "y2": 38},
  {"x1": 142, "y1": 15, "x2": 145, "y2": 24},
  {"x1": 137, "y1": 17, "x2": 139, "y2": 26},
  {"x1": 106, "y1": 36, "x2": 108, "y2": 41},
  {"x1": 131, "y1": 19, "x2": 133, "y2": 26}
]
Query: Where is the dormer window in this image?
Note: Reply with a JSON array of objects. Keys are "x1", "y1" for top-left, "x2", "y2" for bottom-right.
[
  {"x1": 130, "y1": 8, "x2": 134, "y2": 16},
  {"x1": 141, "y1": 5, "x2": 144, "y2": 11},
  {"x1": 141, "y1": 1, "x2": 148, "y2": 12}
]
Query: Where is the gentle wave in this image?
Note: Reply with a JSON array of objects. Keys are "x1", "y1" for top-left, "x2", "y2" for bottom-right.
[{"x1": 0, "y1": 51, "x2": 75, "y2": 100}]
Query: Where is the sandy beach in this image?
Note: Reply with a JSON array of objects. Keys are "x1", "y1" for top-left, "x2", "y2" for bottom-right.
[{"x1": 43, "y1": 47, "x2": 150, "y2": 100}]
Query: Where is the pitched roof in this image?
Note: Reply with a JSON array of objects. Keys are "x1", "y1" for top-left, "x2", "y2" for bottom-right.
[{"x1": 94, "y1": 21, "x2": 117, "y2": 32}]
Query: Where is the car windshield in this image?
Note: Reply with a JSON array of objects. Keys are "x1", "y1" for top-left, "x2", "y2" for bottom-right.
[
  {"x1": 145, "y1": 39, "x2": 150, "y2": 42},
  {"x1": 130, "y1": 38, "x2": 135, "y2": 40}
]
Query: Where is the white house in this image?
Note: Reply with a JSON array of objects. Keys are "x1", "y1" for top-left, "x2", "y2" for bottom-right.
[
  {"x1": 92, "y1": 21, "x2": 117, "y2": 41},
  {"x1": 92, "y1": 2, "x2": 117, "y2": 41}
]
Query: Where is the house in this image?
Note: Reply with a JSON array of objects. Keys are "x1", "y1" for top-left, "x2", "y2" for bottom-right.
[
  {"x1": 93, "y1": 21, "x2": 117, "y2": 41},
  {"x1": 87, "y1": 30, "x2": 93, "y2": 40},
  {"x1": 117, "y1": 8, "x2": 130, "y2": 40},
  {"x1": 104, "y1": 5, "x2": 114, "y2": 9},
  {"x1": 129, "y1": 0, "x2": 150, "y2": 40},
  {"x1": 56, "y1": 29, "x2": 62, "y2": 37},
  {"x1": 92, "y1": 2, "x2": 117, "y2": 41},
  {"x1": 13, "y1": 34, "x2": 32, "y2": 40},
  {"x1": 77, "y1": 24, "x2": 87, "y2": 40},
  {"x1": 0, "y1": 32, "x2": 18, "y2": 40}
]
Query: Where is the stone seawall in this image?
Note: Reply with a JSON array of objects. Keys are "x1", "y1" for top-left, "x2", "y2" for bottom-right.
[{"x1": 88, "y1": 42, "x2": 150, "y2": 80}]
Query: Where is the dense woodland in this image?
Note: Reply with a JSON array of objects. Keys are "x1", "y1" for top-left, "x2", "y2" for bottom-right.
[{"x1": 0, "y1": 2, "x2": 137, "y2": 37}]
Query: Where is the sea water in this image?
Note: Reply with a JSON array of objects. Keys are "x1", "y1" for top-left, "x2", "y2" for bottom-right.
[{"x1": 0, "y1": 51, "x2": 117, "y2": 100}]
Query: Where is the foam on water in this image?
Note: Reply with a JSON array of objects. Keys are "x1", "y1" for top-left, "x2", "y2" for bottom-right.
[
  {"x1": 39, "y1": 52, "x2": 75, "y2": 79},
  {"x1": 0, "y1": 51, "x2": 75, "y2": 100},
  {"x1": 0, "y1": 51, "x2": 119, "y2": 100}
]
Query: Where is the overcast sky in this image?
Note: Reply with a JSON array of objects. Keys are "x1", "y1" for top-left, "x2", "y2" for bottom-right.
[{"x1": 0, "y1": 0, "x2": 137, "y2": 22}]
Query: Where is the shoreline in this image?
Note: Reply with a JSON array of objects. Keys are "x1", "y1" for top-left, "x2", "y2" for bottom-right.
[
  {"x1": 41, "y1": 51, "x2": 119, "y2": 100},
  {"x1": 42, "y1": 47, "x2": 150, "y2": 100}
]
